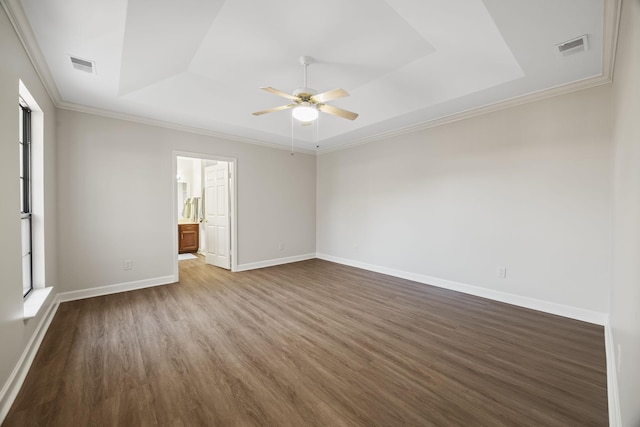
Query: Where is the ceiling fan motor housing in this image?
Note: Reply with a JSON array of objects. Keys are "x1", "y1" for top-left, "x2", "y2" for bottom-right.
[{"x1": 293, "y1": 87, "x2": 317, "y2": 101}]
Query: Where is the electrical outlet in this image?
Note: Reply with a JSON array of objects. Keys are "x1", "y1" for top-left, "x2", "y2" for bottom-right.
[
  {"x1": 123, "y1": 259, "x2": 133, "y2": 270},
  {"x1": 278, "y1": 242, "x2": 284, "y2": 251},
  {"x1": 497, "y1": 266, "x2": 507, "y2": 279}
]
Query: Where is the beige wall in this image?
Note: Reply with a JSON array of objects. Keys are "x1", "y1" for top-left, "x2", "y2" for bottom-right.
[
  {"x1": 317, "y1": 84, "x2": 613, "y2": 317},
  {"x1": 56, "y1": 109, "x2": 316, "y2": 292},
  {"x1": 610, "y1": 0, "x2": 640, "y2": 424},
  {"x1": 0, "y1": 3, "x2": 57, "y2": 412}
]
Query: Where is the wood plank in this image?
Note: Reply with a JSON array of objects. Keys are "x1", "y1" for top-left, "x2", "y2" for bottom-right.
[{"x1": 3, "y1": 257, "x2": 608, "y2": 426}]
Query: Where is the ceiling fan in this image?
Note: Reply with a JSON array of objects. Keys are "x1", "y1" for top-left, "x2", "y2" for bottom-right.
[{"x1": 252, "y1": 56, "x2": 358, "y2": 123}]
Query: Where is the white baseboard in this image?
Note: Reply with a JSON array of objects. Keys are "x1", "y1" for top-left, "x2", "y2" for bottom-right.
[
  {"x1": 236, "y1": 253, "x2": 316, "y2": 272},
  {"x1": 1, "y1": 274, "x2": 174, "y2": 423},
  {"x1": 0, "y1": 256, "x2": 618, "y2": 425},
  {"x1": 57, "y1": 275, "x2": 175, "y2": 302},
  {"x1": 316, "y1": 253, "x2": 608, "y2": 325},
  {"x1": 0, "y1": 297, "x2": 59, "y2": 423},
  {"x1": 604, "y1": 323, "x2": 621, "y2": 427}
]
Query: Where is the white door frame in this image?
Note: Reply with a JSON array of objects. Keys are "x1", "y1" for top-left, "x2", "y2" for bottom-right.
[
  {"x1": 204, "y1": 162, "x2": 231, "y2": 269},
  {"x1": 172, "y1": 151, "x2": 238, "y2": 281}
]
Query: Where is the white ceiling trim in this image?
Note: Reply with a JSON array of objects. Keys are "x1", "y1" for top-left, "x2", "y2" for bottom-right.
[
  {"x1": 56, "y1": 100, "x2": 318, "y2": 155},
  {"x1": 1, "y1": 0, "x2": 62, "y2": 104},
  {"x1": 3, "y1": 0, "x2": 621, "y2": 157},
  {"x1": 317, "y1": 72, "x2": 613, "y2": 154}
]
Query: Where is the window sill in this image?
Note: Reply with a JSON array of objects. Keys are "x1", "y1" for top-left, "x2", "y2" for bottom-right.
[{"x1": 24, "y1": 287, "x2": 53, "y2": 319}]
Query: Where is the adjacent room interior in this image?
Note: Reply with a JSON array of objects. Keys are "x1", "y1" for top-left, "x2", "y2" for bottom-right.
[
  {"x1": 1, "y1": 0, "x2": 639, "y2": 425},
  {"x1": 175, "y1": 155, "x2": 236, "y2": 273}
]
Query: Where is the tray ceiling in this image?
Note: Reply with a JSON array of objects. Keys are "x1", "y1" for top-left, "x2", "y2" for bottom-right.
[{"x1": 10, "y1": 0, "x2": 612, "y2": 151}]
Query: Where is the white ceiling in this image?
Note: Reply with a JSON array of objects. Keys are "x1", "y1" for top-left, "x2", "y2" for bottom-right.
[{"x1": 10, "y1": 0, "x2": 613, "y2": 151}]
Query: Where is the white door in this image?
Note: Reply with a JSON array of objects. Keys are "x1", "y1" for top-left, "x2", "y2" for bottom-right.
[{"x1": 205, "y1": 163, "x2": 231, "y2": 269}]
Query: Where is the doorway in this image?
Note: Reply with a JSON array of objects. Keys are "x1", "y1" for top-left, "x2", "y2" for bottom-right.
[{"x1": 173, "y1": 152, "x2": 237, "y2": 281}]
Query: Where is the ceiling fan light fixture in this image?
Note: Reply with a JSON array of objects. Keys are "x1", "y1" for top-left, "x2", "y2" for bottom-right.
[{"x1": 292, "y1": 103, "x2": 318, "y2": 122}]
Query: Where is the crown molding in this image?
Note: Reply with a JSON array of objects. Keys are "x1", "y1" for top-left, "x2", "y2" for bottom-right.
[
  {"x1": 3, "y1": 0, "x2": 620, "y2": 157},
  {"x1": 1, "y1": 0, "x2": 62, "y2": 105},
  {"x1": 317, "y1": 72, "x2": 613, "y2": 155},
  {"x1": 57, "y1": 101, "x2": 317, "y2": 155},
  {"x1": 604, "y1": 0, "x2": 622, "y2": 84}
]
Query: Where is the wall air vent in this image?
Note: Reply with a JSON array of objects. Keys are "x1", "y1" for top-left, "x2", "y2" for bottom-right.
[
  {"x1": 70, "y1": 56, "x2": 96, "y2": 74},
  {"x1": 555, "y1": 35, "x2": 588, "y2": 57}
]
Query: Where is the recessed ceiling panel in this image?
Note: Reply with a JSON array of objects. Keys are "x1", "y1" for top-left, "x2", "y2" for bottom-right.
[
  {"x1": 118, "y1": 0, "x2": 225, "y2": 95},
  {"x1": 189, "y1": 0, "x2": 436, "y2": 91}
]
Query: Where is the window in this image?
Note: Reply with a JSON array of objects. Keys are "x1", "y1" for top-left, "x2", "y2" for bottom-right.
[{"x1": 19, "y1": 98, "x2": 33, "y2": 298}]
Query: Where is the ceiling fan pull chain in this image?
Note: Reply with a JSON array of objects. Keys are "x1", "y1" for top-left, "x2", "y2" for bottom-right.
[
  {"x1": 315, "y1": 115, "x2": 320, "y2": 149},
  {"x1": 290, "y1": 114, "x2": 294, "y2": 156}
]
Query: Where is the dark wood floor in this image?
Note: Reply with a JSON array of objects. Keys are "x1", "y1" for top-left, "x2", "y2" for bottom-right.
[{"x1": 4, "y1": 257, "x2": 608, "y2": 426}]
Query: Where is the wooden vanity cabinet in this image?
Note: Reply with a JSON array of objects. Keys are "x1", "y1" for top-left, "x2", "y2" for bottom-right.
[{"x1": 178, "y1": 223, "x2": 199, "y2": 253}]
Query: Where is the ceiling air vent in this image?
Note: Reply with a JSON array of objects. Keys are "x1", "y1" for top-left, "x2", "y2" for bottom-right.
[
  {"x1": 70, "y1": 56, "x2": 96, "y2": 74},
  {"x1": 555, "y1": 35, "x2": 588, "y2": 57}
]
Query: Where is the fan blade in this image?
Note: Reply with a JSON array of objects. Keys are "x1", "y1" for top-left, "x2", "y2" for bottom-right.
[
  {"x1": 261, "y1": 87, "x2": 299, "y2": 101},
  {"x1": 310, "y1": 88, "x2": 349, "y2": 104},
  {"x1": 318, "y1": 104, "x2": 358, "y2": 120},
  {"x1": 252, "y1": 103, "x2": 296, "y2": 116}
]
